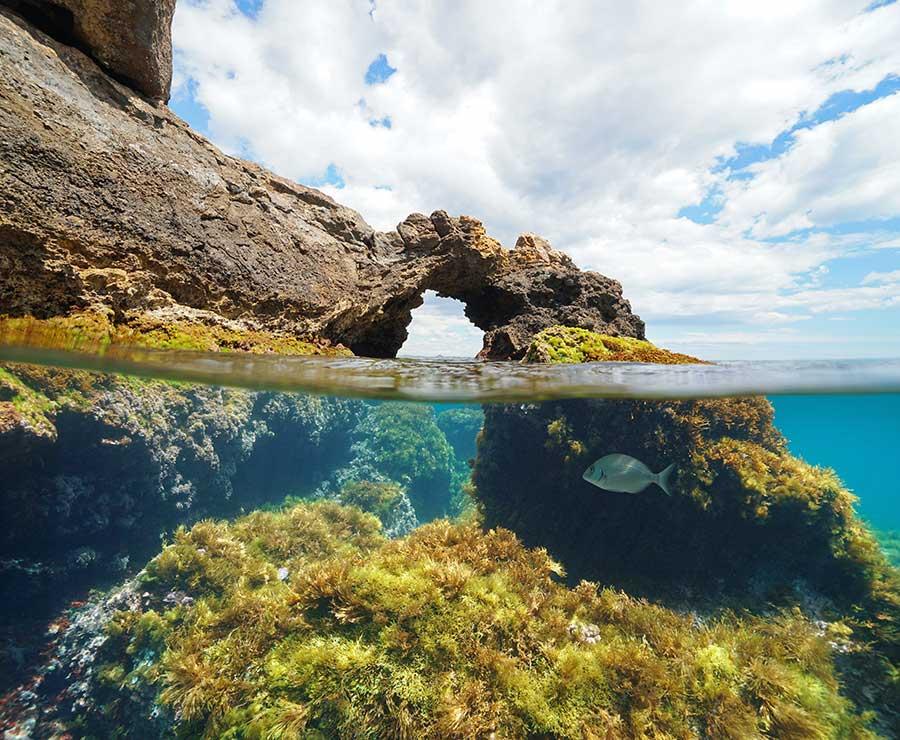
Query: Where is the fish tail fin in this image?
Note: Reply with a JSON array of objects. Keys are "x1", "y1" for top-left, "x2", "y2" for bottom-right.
[{"x1": 656, "y1": 463, "x2": 676, "y2": 496}]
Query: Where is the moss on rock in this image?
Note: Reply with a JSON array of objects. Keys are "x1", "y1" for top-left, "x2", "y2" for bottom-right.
[
  {"x1": 73, "y1": 501, "x2": 873, "y2": 738},
  {"x1": 0, "y1": 363, "x2": 366, "y2": 655},
  {"x1": 524, "y1": 325, "x2": 703, "y2": 365},
  {"x1": 471, "y1": 396, "x2": 900, "y2": 730},
  {"x1": 0, "y1": 311, "x2": 352, "y2": 357}
]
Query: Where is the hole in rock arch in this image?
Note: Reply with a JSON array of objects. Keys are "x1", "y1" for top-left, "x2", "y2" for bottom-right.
[{"x1": 398, "y1": 291, "x2": 485, "y2": 358}]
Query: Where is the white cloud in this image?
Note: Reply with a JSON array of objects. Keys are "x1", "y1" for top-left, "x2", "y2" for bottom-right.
[
  {"x1": 863, "y1": 269, "x2": 900, "y2": 284},
  {"x1": 398, "y1": 292, "x2": 484, "y2": 358},
  {"x1": 719, "y1": 93, "x2": 900, "y2": 237},
  {"x1": 171, "y1": 0, "x2": 900, "y2": 357}
]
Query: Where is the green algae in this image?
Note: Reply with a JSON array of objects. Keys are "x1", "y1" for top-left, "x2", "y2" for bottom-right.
[
  {"x1": 524, "y1": 326, "x2": 704, "y2": 365},
  {"x1": 337, "y1": 480, "x2": 405, "y2": 520},
  {"x1": 89, "y1": 501, "x2": 873, "y2": 738},
  {"x1": 471, "y1": 395, "x2": 900, "y2": 730},
  {"x1": 358, "y1": 403, "x2": 457, "y2": 521},
  {"x1": 0, "y1": 365, "x2": 58, "y2": 436},
  {"x1": 0, "y1": 311, "x2": 351, "y2": 357}
]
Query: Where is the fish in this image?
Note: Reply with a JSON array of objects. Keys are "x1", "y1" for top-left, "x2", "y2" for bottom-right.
[{"x1": 582, "y1": 453, "x2": 675, "y2": 496}]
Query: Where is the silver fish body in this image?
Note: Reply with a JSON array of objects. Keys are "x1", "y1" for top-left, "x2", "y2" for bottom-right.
[{"x1": 582, "y1": 453, "x2": 674, "y2": 496}]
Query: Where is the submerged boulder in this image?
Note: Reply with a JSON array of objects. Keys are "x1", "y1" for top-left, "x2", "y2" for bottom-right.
[
  {"x1": 471, "y1": 326, "x2": 900, "y2": 731},
  {"x1": 0, "y1": 364, "x2": 365, "y2": 654},
  {"x1": 4, "y1": 501, "x2": 873, "y2": 738}
]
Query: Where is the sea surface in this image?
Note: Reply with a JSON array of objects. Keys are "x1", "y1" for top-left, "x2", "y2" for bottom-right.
[{"x1": 1, "y1": 345, "x2": 898, "y2": 737}]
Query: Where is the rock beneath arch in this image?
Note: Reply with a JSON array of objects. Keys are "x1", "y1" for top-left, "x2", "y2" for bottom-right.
[{"x1": 0, "y1": 6, "x2": 643, "y2": 360}]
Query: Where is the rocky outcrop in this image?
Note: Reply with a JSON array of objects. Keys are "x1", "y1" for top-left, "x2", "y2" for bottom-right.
[
  {"x1": 471, "y1": 394, "x2": 900, "y2": 731},
  {"x1": 2, "y1": 505, "x2": 875, "y2": 739},
  {"x1": 0, "y1": 366, "x2": 364, "y2": 644},
  {"x1": 0, "y1": 366, "x2": 481, "y2": 684},
  {"x1": 2, "y1": 0, "x2": 176, "y2": 100},
  {"x1": 0, "y1": 7, "x2": 643, "y2": 361}
]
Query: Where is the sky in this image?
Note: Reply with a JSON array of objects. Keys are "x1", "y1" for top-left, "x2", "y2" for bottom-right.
[{"x1": 169, "y1": 0, "x2": 900, "y2": 359}]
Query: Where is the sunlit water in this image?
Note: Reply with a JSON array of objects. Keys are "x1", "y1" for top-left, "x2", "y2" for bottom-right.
[
  {"x1": 2, "y1": 344, "x2": 900, "y2": 400},
  {"x1": 1, "y1": 344, "x2": 898, "y2": 736}
]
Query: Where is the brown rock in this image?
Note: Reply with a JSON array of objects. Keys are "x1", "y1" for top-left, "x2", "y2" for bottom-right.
[
  {"x1": 2, "y1": 0, "x2": 176, "y2": 100},
  {"x1": 0, "y1": 7, "x2": 644, "y2": 360}
]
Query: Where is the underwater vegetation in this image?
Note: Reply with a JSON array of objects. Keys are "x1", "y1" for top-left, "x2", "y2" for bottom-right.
[
  {"x1": 0, "y1": 371, "x2": 483, "y2": 692},
  {"x1": 36, "y1": 501, "x2": 875, "y2": 739},
  {"x1": 474, "y1": 329, "x2": 900, "y2": 730},
  {"x1": 524, "y1": 326, "x2": 703, "y2": 365},
  {"x1": 0, "y1": 370, "x2": 481, "y2": 616},
  {"x1": 0, "y1": 363, "x2": 368, "y2": 688},
  {"x1": 336, "y1": 403, "x2": 477, "y2": 523},
  {"x1": 0, "y1": 364, "x2": 364, "y2": 562}
]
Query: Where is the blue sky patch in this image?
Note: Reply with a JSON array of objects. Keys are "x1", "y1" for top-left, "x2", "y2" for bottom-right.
[
  {"x1": 170, "y1": 78, "x2": 210, "y2": 136},
  {"x1": 758, "y1": 215, "x2": 900, "y2": 244},
  {"x1": 365, "y1": 54, "x2": 397, "y2": 85},
  {"x1": 714, "y1": 76, "x2": 899, "y2": 177},
  {"x1": 677, "y1": 186, "x2": 723, "y2": 224},
  {"x1": 235, "y1": 0, "x2": 264, "y2": 18},
  {"x1": 305, "y1": 163, "x2": 346, "y2": 189}
]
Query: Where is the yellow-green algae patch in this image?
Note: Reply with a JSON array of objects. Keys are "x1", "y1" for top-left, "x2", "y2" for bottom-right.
[
  {"x1": 0, "y1": 312, "x2": 351, "y2": 357},
  {"x1": 0, "y1": 365, "x2": 58, "y2": 437},
  {"x1": 90, "y1": 501, "x2": 875, "y2": 738},
  {"x1": 471, "y1": 394, "x2": 900, "y2": 730},
  {"x1": 524, "y1": 325, "x2": 705, "y2": 364}
]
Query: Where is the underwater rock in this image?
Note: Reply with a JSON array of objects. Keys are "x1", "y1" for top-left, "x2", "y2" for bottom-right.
[
  {"x1": 8, "y1": 501, "x2": 874, "y2": 738},
  {"x1": 472, "y1": 334, "x2": 900, "y2": 731},
  {"x1": 0, "y1": 7, "x2": 642, "y2": 360},
  {"x1": 0, "y1": 365, "x2": 365, "y2": 639},
  {"x1": 312, "y1": 403, "x2": 477, "y2": 528},
  {"x1": 335, "y1": 480, "x2": 419, "y2": 540}
]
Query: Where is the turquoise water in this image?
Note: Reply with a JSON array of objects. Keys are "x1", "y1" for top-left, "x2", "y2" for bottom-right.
[{"x1": 773, "y1": 394, "x2": 900, "y2": 530}]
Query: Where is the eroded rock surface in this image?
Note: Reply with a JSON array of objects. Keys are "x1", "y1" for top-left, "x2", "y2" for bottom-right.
[
  {"x1": 0, "y1": 7, "x2": 643, "y2": 360},
  {"x1": 1, "y1": 0, "x2": 176, "y2": 100}
]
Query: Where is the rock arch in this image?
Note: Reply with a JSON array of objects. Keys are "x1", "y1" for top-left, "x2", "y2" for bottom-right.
[
  {"x1": 330, "y1": 211, "x2": 645, "y2": 359},
  {"x1": 0, "y1": 6, "x2": 644, "y2": 362}
]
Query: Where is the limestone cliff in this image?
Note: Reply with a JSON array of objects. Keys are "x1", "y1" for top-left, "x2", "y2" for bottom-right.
[{"x1": 0, "y1": 5, "x2": 643, "y2": 361}]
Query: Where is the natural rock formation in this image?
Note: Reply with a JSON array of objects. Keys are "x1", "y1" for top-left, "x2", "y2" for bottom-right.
[
  {"x1": 0, "y1": 6, "x2": 643, "y2": 361},
  {"x1": 2, "y1": 503, "x2": 874, "y2": 738},
  {"x1": 470, "y1": 382, "x2": 900, "y2": 730},
  {"x1": 2, "y1": 0, "x2": 176, "y2": 100},
  {"x1": 0, "y1": 367, "x2": 481, "y2": 684},
  {"x1": 0, "y1": 364, "x2": 364, "y2": 670}
]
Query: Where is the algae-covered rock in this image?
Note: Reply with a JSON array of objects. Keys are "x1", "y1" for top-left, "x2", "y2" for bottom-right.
[
  {"x1": 524, "y1": 325, "x2": 703, "y2": 364},
  {"x1": 18, "y1": 501, "x2": 874, "y2": 739},
  {"x1": 473, "y1": 329, "x2": 900, "y2": 730},
  {"x1": 0, "y1": 311, "x2": 352, "y2": 357},
  {"x1": 0, "y1": 364, "x2": 365, "y2": 640},
  {"x1": 314, "y1": 403, "x2": 467, "y2": 526}
]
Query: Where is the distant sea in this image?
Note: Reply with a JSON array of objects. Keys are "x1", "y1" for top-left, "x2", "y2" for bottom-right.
[{"x1": 772, "y1": 394, "x2": 900, "y2": 530}]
